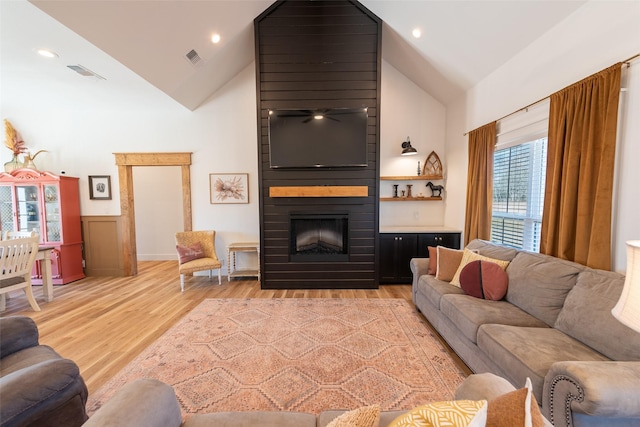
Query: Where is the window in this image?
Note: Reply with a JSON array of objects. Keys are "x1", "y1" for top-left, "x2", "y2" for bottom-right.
[
  {"x1": 490, "y1": 99, "x2": 550, "y2": 252},
  {"x1": 491, "y1": 137, "x2": 547, "y2": 251}
]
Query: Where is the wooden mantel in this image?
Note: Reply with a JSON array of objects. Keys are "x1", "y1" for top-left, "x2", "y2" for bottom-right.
[{"x1": 269, "y1": 186, "x2": 369, "y2": 198}]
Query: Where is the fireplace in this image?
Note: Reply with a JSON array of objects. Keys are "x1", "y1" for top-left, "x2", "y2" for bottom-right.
[{"x1": 290, "y1": 213, "x2": 349, "y2": 262}]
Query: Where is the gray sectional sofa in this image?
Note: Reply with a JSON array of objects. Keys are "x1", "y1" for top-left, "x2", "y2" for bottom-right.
[
  {"x1": 410, "y1": 239, "x2": 640, "y2": 427},
  {"x1": 83, "y1": 373, "x2": 552, "y2": 427}
]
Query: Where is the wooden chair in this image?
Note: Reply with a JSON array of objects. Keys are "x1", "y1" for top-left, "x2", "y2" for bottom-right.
[
  {"x1": 2, "y1": 230, "x2": 38, "y2": 239},
  {"x1": 175, "y1": 230, "x2": 222, "y2": 292},
  {"x1": 0, "y1": 235, "x2": 41, "y2": 311}
]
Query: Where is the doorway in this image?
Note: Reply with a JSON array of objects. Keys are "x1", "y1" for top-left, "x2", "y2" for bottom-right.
[{"x1": 115, "y1": 152, "x2": 192, "y2": 275}]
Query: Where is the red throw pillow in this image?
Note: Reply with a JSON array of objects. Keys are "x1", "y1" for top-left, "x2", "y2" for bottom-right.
[
  {"x1": 427, "y1": 246, "x2": 437, "y2": 275},
  {"x1": 459, "y1": 260, "x2": 508, "y2": 300},
  {"x1": 176, "y1": 242, "x2": 205, "y2": 264}
]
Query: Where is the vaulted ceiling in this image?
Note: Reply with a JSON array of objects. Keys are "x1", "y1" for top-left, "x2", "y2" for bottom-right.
[{"x1": 3, "y1": 0, "x2": 586, "y2": 111}]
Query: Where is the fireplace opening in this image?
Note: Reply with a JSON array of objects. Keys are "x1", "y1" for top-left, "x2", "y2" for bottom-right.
[{"x1": 290, "y1": 213, "x2": 349, "y2": 262}]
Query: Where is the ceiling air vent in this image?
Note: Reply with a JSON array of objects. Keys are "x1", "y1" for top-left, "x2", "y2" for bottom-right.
[
  {"x1": 67, "y1": 65, "x2": 105, "y2": 80},
  {"x1": 185, "y1": 49, "x2": 203, "y2": 66}
]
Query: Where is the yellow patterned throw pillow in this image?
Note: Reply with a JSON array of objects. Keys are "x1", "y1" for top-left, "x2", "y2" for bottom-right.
[
  {"x1": 450, "y1": 248, "x2": 510, "y2": 288},
  {"x1": 326, "y1": 405, "x2": 381, "y2": 427},
  {"x1": 389, "y1": 400, "x2": 487, "y2": 427}
]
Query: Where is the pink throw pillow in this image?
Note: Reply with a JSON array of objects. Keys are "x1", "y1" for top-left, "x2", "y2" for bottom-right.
[
  {"x1": 176, "y1": 242, "x2": 205, "y2": 264},
  {"x1": 427, "y1": 246, "x2": 437, "y2": 275},
  {"x1": 459, "y1": 260, "x2": 509, "y2": 300}
]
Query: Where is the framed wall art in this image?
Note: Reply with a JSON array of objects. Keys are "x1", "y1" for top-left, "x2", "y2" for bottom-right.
[
  {"x1": 89, "y1": 175, "x2": 112, "y2": 200},
  {"x1": 210, "y1": 173, "x2": 249, "y2": 204}
]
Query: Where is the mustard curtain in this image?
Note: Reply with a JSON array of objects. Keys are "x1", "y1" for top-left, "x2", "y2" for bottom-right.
[
  {"x1": 464, "y1": 122, "x2": 497, "y2": 246},
  {"x1": 540, "y1": 63, "x2": 622, "y2": 270}
]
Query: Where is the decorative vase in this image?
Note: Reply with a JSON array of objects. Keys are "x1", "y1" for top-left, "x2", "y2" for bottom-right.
[{"x1": 4, "y1": 155, "x2": 22, "y2": 172}]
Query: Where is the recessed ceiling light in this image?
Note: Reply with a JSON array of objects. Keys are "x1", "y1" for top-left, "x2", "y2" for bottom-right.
[
  {"x1": 35, "y1": 48, "x2": 59, "y2": 58},
  {"x1": 211, "y1": 33, "x2": 221, "y2": 44},
  {"x1": 412, "y1": 28, "x2": 422, "y2": 39}
]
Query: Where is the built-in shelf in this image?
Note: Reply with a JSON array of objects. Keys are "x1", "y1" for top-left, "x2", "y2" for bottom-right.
[
  {"x1": 380, "y1": 175, "x2": 443, "y2": 181},
  {"x1": 380, "y1": 196, "x2": 442, "y2": 202}
]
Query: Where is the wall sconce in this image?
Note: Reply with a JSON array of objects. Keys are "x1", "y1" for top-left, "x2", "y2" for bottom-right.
[
  {"x1": 401, "y1": 137, "x2": 417, "y2": 156},
  {"x1": 612, "y1": 240, "x2": 640, "y2": 333}
]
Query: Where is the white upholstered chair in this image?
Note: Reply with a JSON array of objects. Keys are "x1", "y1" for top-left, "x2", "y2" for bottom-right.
[
  {"x1": 0, "y1": 235, "x2": 41, "y2": 311},
  {"x1": 175, "y1": 230, "x2": 222, "y2": 292}
]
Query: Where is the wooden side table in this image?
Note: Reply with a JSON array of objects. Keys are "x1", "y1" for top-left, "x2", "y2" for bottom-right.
[{"x1": 227, "y1": 242, "x2": 260, "y2": 281}]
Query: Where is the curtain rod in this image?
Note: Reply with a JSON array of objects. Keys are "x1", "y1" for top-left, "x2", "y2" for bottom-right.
[{"x1": 463, "y1": 52, "x2": 640, "y2": 137}]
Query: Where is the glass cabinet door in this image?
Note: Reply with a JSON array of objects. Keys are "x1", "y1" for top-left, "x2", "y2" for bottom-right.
[
  {"x1": 16, "y1": 185, "x2": 40, "y2": 234},
  {"x1": 0, "y1": 185, "x2": 15, "y2": 233},
  {"x1": 43, "y1": 185, "x2": 61, "y2": 242}
]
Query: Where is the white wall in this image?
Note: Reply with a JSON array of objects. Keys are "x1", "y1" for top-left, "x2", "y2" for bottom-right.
[
  {"x1": 445, "y1": 0, "x2": 640, "y2": 272},
  {"x1": 379, "y1": 60, "x2": 447, "y2": 228},
  {"x1": 134, "y1": 166, "x2": 183, "y2": 261}
]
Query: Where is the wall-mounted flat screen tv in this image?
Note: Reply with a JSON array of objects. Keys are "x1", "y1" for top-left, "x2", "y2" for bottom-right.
[{"x1": 268, "y1": 107, "x2": 368, "y2": 168}]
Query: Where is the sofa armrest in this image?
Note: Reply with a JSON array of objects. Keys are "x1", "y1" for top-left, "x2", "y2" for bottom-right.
[
  {"x1": 454, "y1": 373, "x2": 516, "y2": 401},
  {"x1": 410, "y1": 258, "x2": 430, "y2": 286},
  {"x1": 543, "y1": 361, "x2": 640, "y2": 427},
  {"x1": 0, "y1": 316, "x2": 39, "y2": 357},
  {"x1": 84, "y1": 378, "x2": 182, "y2": 427},
  {"x1": 0, "y1": 358, "x2": 88, "y2": 426}
]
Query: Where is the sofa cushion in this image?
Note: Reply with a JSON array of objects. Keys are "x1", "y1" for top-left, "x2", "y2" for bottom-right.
[
  {"x1": 505, "y1": 251, "x2": 584, "y2": 326},
  {"x1": 555, "y1": 268, "x2": 640, "y2": 361},
  {"x1": 440, "y1": 295, "x2": 548, "y2": 344},
  {"x1": 476, "y1": 324, "x2": 609, "y2": 403},
  {"x1": 459, "y1": 260, "x2": 509, "y2": 300},
  {"x1": 184, "y1": 411, "x2": 317, "y2": 427},
  {"x1": 466, "y1": 240, "x2": 519, "y2": 262},
  {"x1": 417, "y1": 275, "x2": 465, "y2": 310}
]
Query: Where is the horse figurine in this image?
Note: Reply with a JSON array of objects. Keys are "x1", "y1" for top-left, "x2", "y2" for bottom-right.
[{"x1": 426, "y1": 181, "x2": 444, "y2": 197}]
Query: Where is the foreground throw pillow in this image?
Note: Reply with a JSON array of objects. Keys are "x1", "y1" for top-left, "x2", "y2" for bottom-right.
[
  {"x1": 450, "y1": 248, "x2": 510, "y2": 287},
  {"x1": 389, "y1": 400, "x2": 487, "y2": 427},
  {"x1": 459, "y1": 260, "x2": 509, "y2": 300},
  {"x1": 326, "y1": 405, "x2": 380, "y2": 427},
  {"x1": 435, "y1": 247, "x2": 464, "y2": 282},
  {"x1": 176, "y1": 242, "x2": 205, "y2": 264},
  {"x1": 486, "y1": 378, "x2": 545, "y2": 427}
]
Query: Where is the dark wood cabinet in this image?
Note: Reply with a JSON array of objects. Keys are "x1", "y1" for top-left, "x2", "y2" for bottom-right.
[
  {"x1": 379, "y1": 234, "x2": 417, "y2": 283},
  {"x1": 417, "y1": 233, "x2": 462, "y2": 257},
  {"x1": 379, "y1": 231, "x2": 461, "y2": 284}
]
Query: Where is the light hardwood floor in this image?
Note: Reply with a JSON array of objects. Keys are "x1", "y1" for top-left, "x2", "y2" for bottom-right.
[{"x1": 3, "y1": 261, "x2": 460, "y2": 395}]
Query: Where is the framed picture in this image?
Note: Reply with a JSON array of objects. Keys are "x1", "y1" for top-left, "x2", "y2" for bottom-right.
[
  {"x1": 89, "y1": 175, "x2": 112, "y2": 200},
  {"x1": 210, "y1": 173, "x2": 249, "y2": 204}
]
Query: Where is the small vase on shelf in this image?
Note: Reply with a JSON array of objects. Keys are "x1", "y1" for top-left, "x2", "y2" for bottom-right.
[{"x1": 4, "y1": 155, "x2": 23, "y2": 172}]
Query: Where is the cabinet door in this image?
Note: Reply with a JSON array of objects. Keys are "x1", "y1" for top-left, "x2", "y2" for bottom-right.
[
  {"x1": 417, "y1": 233, "x2": 462, "y2": 257},
  {"x1": 0, "y1": 185, "x2": 15, "y2": 232},
  {"x1": 15, "y1": 185, "x2": 41, "y2": 233},
  {"x1": 43, "y1": 184, "x2": 62, "y2": 243},
  {"x1": 379, "y1": 234, "x2": 417, "y2": 284}
]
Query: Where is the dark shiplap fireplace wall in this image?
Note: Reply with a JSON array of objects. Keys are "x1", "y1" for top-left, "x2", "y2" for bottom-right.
[{"x1": 255, "y1": 0, "x2": 382, "y2": 289}]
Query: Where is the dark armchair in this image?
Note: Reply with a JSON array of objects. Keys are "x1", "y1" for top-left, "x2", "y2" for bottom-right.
[{"x1": 0, "y1": 316, "x2": 88, "y2": 427}]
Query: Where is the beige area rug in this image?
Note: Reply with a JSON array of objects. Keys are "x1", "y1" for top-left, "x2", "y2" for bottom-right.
[{"x1": 87, "y1": 298, "x2": 466, "y2": 417}]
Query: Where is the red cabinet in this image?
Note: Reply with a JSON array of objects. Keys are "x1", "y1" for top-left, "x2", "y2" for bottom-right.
[{"x1": 0, "y1": 169, "x2": 85, "y2": 284}]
